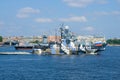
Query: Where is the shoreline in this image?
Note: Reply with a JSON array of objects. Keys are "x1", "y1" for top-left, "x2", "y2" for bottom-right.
[{"x1": 107, "y1": 44, "x2": 120, "y2": 46}]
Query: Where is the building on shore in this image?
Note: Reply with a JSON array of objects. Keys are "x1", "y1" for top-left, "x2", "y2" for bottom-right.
[{"x1": 48, "y1": 36, "x2": 61, "y2": 43}]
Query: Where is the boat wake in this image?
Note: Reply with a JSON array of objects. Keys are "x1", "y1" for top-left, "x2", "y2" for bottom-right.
[{"x1": 0, "y1": 52, "x2": 31, "y2": 55}]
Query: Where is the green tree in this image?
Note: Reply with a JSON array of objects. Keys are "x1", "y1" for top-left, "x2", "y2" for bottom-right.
[
  {"x1": 0, "y1": 36, "x2": 3, "y2": 42},
  {"x1": 107, "y1": 39, "x2": 120, "y2": 45}
]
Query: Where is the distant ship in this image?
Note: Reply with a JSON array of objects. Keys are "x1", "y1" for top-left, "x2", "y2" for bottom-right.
[
  {"x1": 93, "y1": 41, "x2": 107, "y2": 51},
  {"x1": 15, "y1": 42, "x2": 34, "y2": 50},
  {"x1": 58, "y1": 25, "x2": 107, "y2": 55},
  {"x1": 15, "y1": 45, "x2": 33, "y2": 50}
]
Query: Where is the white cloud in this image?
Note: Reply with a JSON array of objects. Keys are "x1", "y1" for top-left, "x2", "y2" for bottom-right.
[
  {"x1": 19, "y1": 7, "x2": 40, "y2": 13},
  {"x1": 112, "y1": 11, "x2": 120, "y2": 15},
  {"x1": 117, "y1": 0, "x2": 120, "y2": 2},
  {"x1": 0, "y1": 21, "x2": 5, "y2": 32},
  {"x1": 95, "y1": 11, "x2": 120, "y2": 16},
  {"x1": 82, "y1": 26, "x2": 95, "y2": 32},
  {"x1": 16, "y1": 14, "x2": 29, "y2": 18},
  {"x1": 16, "y1": 7, "x2": 40, "y2": 18},
  {"x1": 63, "y1": 0, "x2": 109, "y2": 8},
  {"x1": 63, "y1": 0, "x2": 94, "y2": 8},
  {"x1": 35, "y1": 18, "x2": 53, "y2": 23},
  {"x1": 0, "y1": 21, "x2": 4, "y2": 26},
  {"x1": 59, "y1": 16, "x2": 87, "y2": 22},
  {"x1": 97, "y1": 0, "x2": 108, "y2": 4},
  {"x1": 94, "y1": 11, "x2": 109, "y2": 16}
]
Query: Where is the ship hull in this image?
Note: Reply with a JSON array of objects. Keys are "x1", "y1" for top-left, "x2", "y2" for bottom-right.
[{"x1": 15, "y1": 46, "x2": 33, "y2": 50}]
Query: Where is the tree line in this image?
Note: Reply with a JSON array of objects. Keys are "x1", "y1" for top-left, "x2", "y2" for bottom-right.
[
  {"x1": 107, "y1": 39, "x2": 120, "y2": 45},
  {"x1": 1, "y1": 35, "x2": 120, "y2": 45},
  {"x1": 0, "y1": 36, "x2": 2, "y2": 42}
]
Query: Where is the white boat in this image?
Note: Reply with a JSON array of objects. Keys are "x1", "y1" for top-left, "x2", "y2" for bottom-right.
[
  {"x1": 33, "y1": 49, "x2": 42, "y2": 55},
  {"x1": 80, "y1": 43, "x2": 98, "y2": 54}
]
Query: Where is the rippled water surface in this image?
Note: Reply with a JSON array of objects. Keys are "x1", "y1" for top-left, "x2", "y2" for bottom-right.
[{"x1": 0, "y1": 46, "x2": 120, "y2": 80}]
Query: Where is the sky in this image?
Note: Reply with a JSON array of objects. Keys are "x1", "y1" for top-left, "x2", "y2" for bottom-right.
[{"x1": 0, "y1": 0, "x2": 120, "y2": 39}]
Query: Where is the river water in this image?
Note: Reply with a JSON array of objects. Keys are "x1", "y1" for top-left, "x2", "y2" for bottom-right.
[{"x1": 0, "y1": 46, "x2": 120, "y2": 80}]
